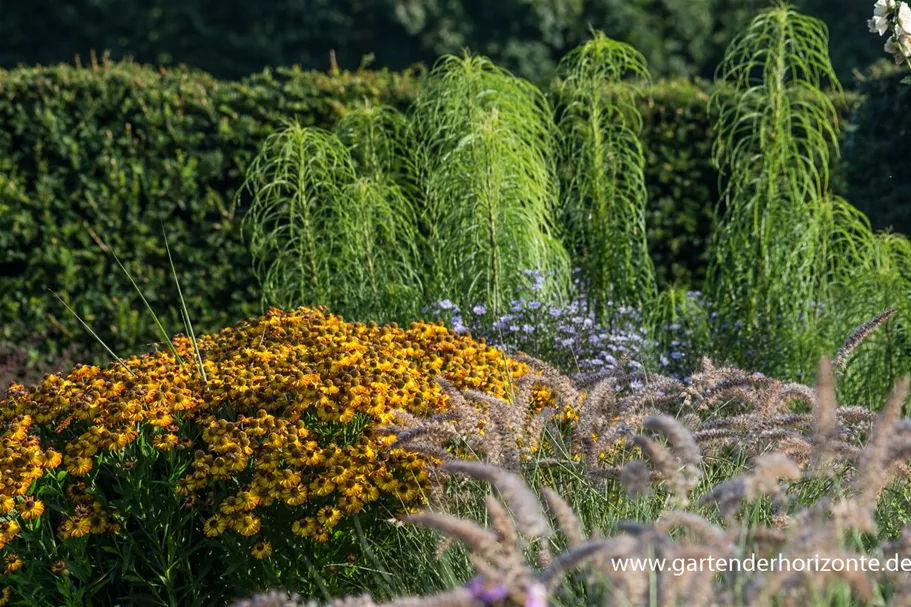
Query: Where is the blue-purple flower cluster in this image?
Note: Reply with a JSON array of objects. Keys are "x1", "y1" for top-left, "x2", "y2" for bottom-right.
[{"x1": 425, "y1": 270, "x2": 698, "y2": 378}]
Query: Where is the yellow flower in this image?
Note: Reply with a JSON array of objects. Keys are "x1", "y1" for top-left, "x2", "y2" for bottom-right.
[
  {"x1": 250, "y1": 541, "x2": 273, "y2": 560},
  {"x1": 153, "y1": 433, "x2": 179, "y2": 451},
  {"x1": 203, "y1": 515, "x2": 228, "y2": 537},
  {"x1": 233, "y1": 514, "x2": 261, "y2": 537},
  {"x1": 236, "y1": 491, "x2": 261, "y2": 511},
  {"x1": 317, "y1": 506, "x2": 342, "y2": 528},
  {"x1": 312, "y1": 528, "x2": 330, "y2": 543},
  {"x1": 0, "y1": 307, "x2": 550, "y2": 553},
  {"x1": 291, "y1": 517, "x2": 318, "y2": 538},
  {"x1": 65, "y1": 456, "x2": 93, "y2": 476},
  {"x1": 62, "y1": 517, "x2": 92, "y2": 538},
  {"x1": 44, "y1": 450, "x2": 63, "y2": 469},
  {"x1": 0, "y1": 521, "x2": 20, "y2": 543},
  {"x1": 3, "y1": 554, "x2": 22, "y2": 573},
  {"x1": 50, "y1": 560, "x2": 69, "y2": 576},
  {"x1": 0, "y1": 586, "x2": 10, "y2": 606},
  {"x1": 18, "y1": 497, "x2": 45, "y2": 520},
  {"x1": 0, "y1": 497, "x2": 14, "y2": 515}
]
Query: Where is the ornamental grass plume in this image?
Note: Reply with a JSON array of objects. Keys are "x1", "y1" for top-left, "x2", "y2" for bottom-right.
[
  {"x1": 384, "y1": 347, "x2": 894, "y2": 497},
  {"x1": 0, "y1": 307, "x2": 552, "y2": 604},
  {"x1": 237, "y1": 364, "x2": 911, "y2": 606},
  {"x1": 832, "y1": 307, "x2": 899, "y2": 372}
]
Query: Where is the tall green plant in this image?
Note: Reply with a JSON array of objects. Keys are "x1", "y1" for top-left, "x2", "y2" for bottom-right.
[
  {"x1": 335, "y1": 103, "x2": 424, "y2": 319},
  {"x1": 241, "y1": 121, "x2": 420, "y2": 319},
  {"x1": 412, "y1": 52, "x2": 570, "y2": 313},
  {"x1": 820, "y1": 222, "x2": 911, "y2": 405},
  {"x1": 554, "y1": 31, "x2": 656, "y2": 321},
  {"x1": 708, "y1": 3, "x2": 841, "y2": 358},
  {"x1": 708, "y1": 3, "x2": 911, "y2": 398}
]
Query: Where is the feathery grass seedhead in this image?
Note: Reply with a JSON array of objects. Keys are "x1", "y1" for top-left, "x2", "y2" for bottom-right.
[
  {"x1": 833, "y1": 307, "x2": 899, "y2": 372},
  {"x1": 443, "y1": 461, "x2": 552, "y2": 539}
]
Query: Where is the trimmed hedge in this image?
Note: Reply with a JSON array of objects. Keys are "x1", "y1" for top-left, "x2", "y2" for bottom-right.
[
  {"x1": 639, "y1": 79, "x2": 717, "y2": 288},
  {"x1": 0, "y1": 59, "x2": 866, "y2": 365},
  {"x1": 0, "y1": 60, "x2": 421, "y2": 363}
]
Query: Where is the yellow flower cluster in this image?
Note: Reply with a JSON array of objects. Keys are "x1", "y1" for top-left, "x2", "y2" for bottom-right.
[{"x1": 0, "y1": 307, "x2": 537, "y2": 547}]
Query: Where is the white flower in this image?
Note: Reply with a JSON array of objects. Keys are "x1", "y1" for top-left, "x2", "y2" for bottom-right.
[
  {"x1": 885, "y1": 34, "x2": 911, "y2": 62},
  {"x1": 899, "y1": 33, "x2": 911, "y2": 56},
  {"x1": 870, "y1": 15, "x2": 891, "y2": 34},
  {"x1": 898, "y1": 1, "x2": 911, "y2": 33},
  {"x1": 870, "y1": 0, "x2": 896, "y2": 34},
  {"x1": 875, "y1": 0, "x2": 897, "y2": 17}
]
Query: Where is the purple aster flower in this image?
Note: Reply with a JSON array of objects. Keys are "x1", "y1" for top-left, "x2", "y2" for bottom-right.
[
  {"x1": 492, "y1": 315, "x2": 513, "y2": 330},
  {"x1": 473, "y1": 304, "x2": 487, "y2": 316}
]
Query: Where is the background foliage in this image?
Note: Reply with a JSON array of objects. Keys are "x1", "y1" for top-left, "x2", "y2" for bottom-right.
[
  {"x1": 841, "y1": 61, "x2": 911, "y2": 238},
  {"x1": 0, "y1": 60, "x2": 419, "y2": 366},
  {"x1": 0, "y1": 57, "x2": 875, "y2": 371},
  {"x1": 0, "y1": 0, "x2": 881, "y2": 84}
]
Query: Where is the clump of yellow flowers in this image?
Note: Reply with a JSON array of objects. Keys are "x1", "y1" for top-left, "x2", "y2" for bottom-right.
[{"x1": 0, "y1": 307, "x2": 539, "y2": 603}]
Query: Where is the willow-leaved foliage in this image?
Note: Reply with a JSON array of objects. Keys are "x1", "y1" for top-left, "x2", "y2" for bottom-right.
[
  {"x1": 413, "y1": 52, "x2": 570, "y2": 313},
  {"x1": 335, "y1": 103, "x2": 424, "y2": 319},
  {"x1": 708, "y1": 4, "x2": 841, "y2": 345},
  {"x1": 708, "y1": 4, "x2": 911, "y2": 400},
  {"x1": 242, "y1": 118, "x2": 422, "y2": 320},
  {"x1": 555, "y1": 32, "x2": 656, "y2": 321},
  {"x1": 820, "y1": 211, "x2": 911, "y2": 405}
]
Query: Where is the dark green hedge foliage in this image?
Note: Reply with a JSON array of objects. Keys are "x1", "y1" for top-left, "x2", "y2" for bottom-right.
[
  {"x1": 638, "y1": 80, "x2": 717, "y2": 288},
  {"x1": 0, "y1": 60, "x2": 868, "y2": 366},
  {"x1": 0, "y1": 60, "x2": 421, "y2": 363},
  {"x1": 842, "y1": 61, "x2": 911, "y2": 237}
]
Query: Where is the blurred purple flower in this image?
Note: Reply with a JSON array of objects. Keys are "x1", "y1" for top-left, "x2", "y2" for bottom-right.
[
  {"x1": 525, "y1": 583, "x2": 548, "y2": 607},
  {"x1": 467, "y1": 578, "x2": 510, "y2": 605}
]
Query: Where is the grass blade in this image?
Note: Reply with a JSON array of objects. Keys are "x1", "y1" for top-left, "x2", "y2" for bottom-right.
[
  {"x1": 163, "y1": 229, "x2": 207, "y2": 383},
  {"x1": 103, "y1": 238, "x2": 185, "y2": 366},
  {"x1": 50, "y1": 290, "x2": 134, "y2": 376}
]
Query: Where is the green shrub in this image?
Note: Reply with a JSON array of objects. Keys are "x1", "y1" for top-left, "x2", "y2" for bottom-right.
[
  {"x1": 413, "y1": 53, "x2": 570, "y2": 314},
  {"x1": 0, "y1": 59, "x2": 420, "y2": 364},
  {"x1": 638, "y1": 80, "x2": 717, "y2": 288},
  {"x1": 554, "y1": 33, "x2": 655, "y2": 319},
  {"x1": 0, "y1": 58, "x2": 863, "y2": 368}
]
